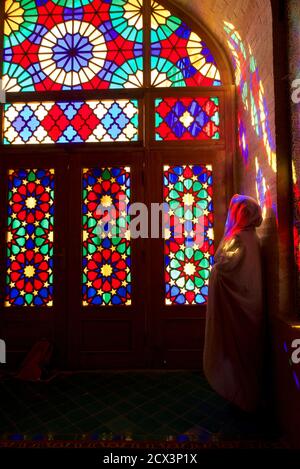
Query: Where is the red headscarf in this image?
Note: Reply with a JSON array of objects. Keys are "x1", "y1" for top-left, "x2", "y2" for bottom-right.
[{"x1": 224, "y1": 194, "x2": 263, "y2": 240}]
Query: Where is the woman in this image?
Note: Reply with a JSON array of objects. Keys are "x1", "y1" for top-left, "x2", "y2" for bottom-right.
[{"x1": 203, "y1": 194, "x2": 265, "y2": 412}]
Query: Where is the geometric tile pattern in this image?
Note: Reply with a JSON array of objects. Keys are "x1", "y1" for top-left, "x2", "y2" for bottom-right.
[
  {"x1": 4, "y1": 100, "x2": 139, "y2": 144},
  {"x1": 155, "y1": 97, "x2": 220, "y2": 141}
]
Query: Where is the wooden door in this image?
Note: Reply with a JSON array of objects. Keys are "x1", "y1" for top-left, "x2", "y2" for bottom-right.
[
  {"x1": 0, "y1": 151, "x2": 69, "y2": 369},
  {"x1": 67, "y1": 149, "x2": 147, "y2": 369},
  {"x1": 0, "y1": 147, "x2": 229, "y2": 370},
  {"x1": 147, "y1": 149, "x2": 228, "y2": 369}
]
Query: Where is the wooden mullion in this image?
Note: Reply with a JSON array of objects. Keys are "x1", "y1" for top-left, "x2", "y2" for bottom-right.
[
  {"x1": 145, "y1": 87, "x2": 227, "y2": 97},
  {"x1": 0, "y1": 0, "x2": 5, "y2": 145},
  {"x1": 0, "y1": 1, "x2": 4, "y2": 65},
  {"x1": 0, "y1": 158, "x2": 7, "y2": 314},
  {"x1": 5, "y1": 88, "x2": 145, "y2": 104},
  {"x1": 143, "y1": 0, "x2": 151, "y2": 90},
  {"x1": 143, "y1": 0, "x2": 152, "y2": 148}
]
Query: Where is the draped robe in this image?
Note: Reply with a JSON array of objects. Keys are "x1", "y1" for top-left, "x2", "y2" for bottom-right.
[{"x1": 203, "y1": 195, "x2": 265, "y2": 412}]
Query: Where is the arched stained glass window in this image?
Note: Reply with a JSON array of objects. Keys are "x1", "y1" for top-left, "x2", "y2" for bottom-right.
[
  {"x1": 0, "y1": 0, "x2": 233, "y2": 371},
  {"x1": 150, "y1": 1, "x2": 221, "y2": 87},
  {"x1": 2, "y1": 0, "x2": 223, "y2": 145},
  {"x1": 2, "y1": 0, "x2": 221, "y2": 94},
  {"x1": 3, "y1": 0, "x2": 144, "y2": 91},
  {"x1": 0, "y1": 0, "x2": 229, "y2": 313}
]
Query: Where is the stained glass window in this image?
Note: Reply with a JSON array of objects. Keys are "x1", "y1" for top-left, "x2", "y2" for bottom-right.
[
  {"x1": 3, "y1": 0, "x2": 143, "y2": 91},
  {"x1": 6, "y1": 169, "x2": 54, "y2": 307},
  {"x1": 82, "y1": 167, "x2": 131, "y2": 306},
  {"x1": 2, "y1": 2, "x2": 222, "y2": 310},
  {"x1": 3, "y1": 100, "x2": 139, "y2": 144},
  {"x1": 155, "y1": 97, "x2": 220, "y2": 141},
  {"x1": 2, "y1": 0, "x2": 222, "y2": 93},
  {"x1": 151, "y1": 1, "x2": 221, "y2": 87},
  {"x1": 164, "y1": 165, "x2": 214, "y2": 305}
]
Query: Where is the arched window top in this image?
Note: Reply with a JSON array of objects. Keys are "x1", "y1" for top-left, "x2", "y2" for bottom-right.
[
  {"x1": 150, "y1": 1, "x2": 221, "y2": 87},
  {"x1": 2, "y1": 0, "x2": 222, "y2": 92}
]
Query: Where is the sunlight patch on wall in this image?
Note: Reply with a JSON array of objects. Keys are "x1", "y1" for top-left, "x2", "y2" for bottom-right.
[
  {"x1": 224, "y1": 21, "x2": 277, "y2": 173},
  {"x1": 255, "y1": 157, "x2": 275, "y2": 220},
  {"x1": 238, "y1": 115, "x2": 249, "y2": 166},
  {"x1": 293, "y1": 162, "x2": 300, "y2": 272}
]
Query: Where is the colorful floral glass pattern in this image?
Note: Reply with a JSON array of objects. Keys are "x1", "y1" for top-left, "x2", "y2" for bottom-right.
[
  {"x1": 3, "y1": 100, "x2": 139, "y2": 144},
  {"x1": 6, "y1": 169, "x2": 54, "y2": 307},
  {"x1": 151, "y1": 1, "x2": 221, "y2": 87},
  {"x1": 164, "y1": 165, "x2": 214, "y2": 305},
  {"x1": 82, "y1": 167, "x2": 131, "y2": 306},
  {"x1": 3, "y1": 0, "x2": 143, "y2": 91},
  {"x1": 155, "y1": 97, "x2": 220, "y2": 141}
]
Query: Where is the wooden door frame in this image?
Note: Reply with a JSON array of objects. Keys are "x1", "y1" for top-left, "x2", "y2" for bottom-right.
[
  {"x1": 148, "y1": 148, "x2": 228, "y2": 369},
  {"x1": 66, "y1": 147, "x2": 148, "y2": 369},
  {"x1": 0, "y1": 151, "x2": 69, "y2": 368}
]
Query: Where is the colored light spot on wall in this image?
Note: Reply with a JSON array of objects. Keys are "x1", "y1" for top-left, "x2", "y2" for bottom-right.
[
  {"x1": 255, "y1": 157, "x2": 274, "y2": 219},
  {"x1": 238, "y1": 115, "x2": 249, "y2": 166},
  {"x1": 224, "y1": 22, "x2": 277, "y2": 173},
  {"x1": 293, "y1": 371, "x2": 300, "y2": 391},
  {"x1": 224, "y1": 21, "x2": 248, "y2": 111},
  {"x1": 292, "y1": 162, "x2": 300, "y2": 272}
]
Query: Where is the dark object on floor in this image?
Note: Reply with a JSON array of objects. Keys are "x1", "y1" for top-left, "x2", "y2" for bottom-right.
[{"x1": 16, "y1": 339, "x2": 53, "y2": 381}]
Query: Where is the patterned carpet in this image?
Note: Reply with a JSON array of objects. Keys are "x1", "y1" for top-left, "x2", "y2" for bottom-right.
[{"x1": 0, "y1": 371, "x2": 287, "y2": 447}]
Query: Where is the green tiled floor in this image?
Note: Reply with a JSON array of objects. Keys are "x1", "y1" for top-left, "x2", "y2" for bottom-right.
[{"x1": 0, "y1": 372, "x2": 281, "y2": 442}]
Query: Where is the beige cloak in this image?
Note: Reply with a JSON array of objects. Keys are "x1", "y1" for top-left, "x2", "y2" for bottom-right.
[{"x1": 203, "y1": 195, "x2": 265, "y2": 412}]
